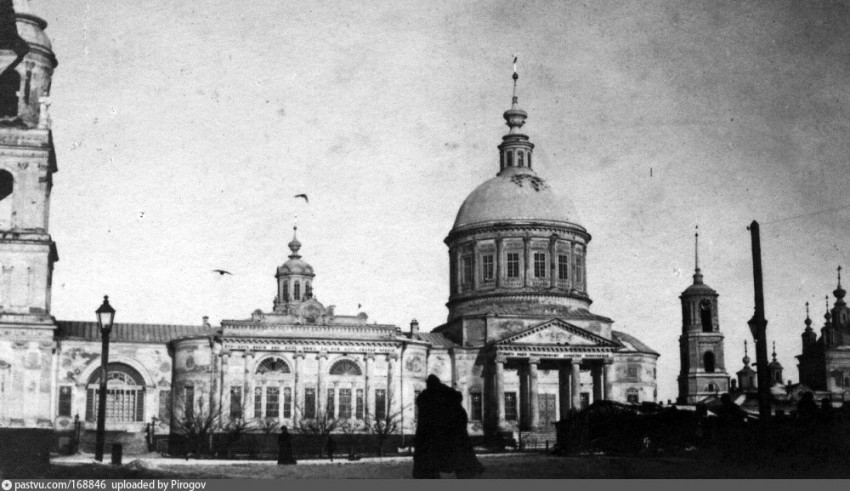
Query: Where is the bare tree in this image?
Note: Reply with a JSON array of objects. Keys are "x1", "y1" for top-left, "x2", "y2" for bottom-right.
[
  {"x1": 292, "y1": 404, "x2": 344, "y2": 457},
  {"x1": 364, "y1": 394, "x2": 409, "y2": 456},
  {"x1": 171, "y1": 393, "x2": 222, "y2": 457}
]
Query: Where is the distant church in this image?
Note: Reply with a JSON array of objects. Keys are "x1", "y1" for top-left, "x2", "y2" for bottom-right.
[
  {"x1": 0, "y1": 1, "x2": 658, "y2": 453},
  {"x1": 796, "y1": 268, "x2": 850, "y2": 399}
]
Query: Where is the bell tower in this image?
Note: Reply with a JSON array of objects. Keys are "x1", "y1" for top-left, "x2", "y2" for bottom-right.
[
  {"x1": 0, "y1": 0, "x2": 58, "y2": 428},
  {"x1": 677, "y1": 228, "x2": 729, "y2": 404}
]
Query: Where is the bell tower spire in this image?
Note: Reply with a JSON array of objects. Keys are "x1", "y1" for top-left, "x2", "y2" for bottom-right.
[{"x1": 677, "y1": 227, "x2": 729, "y2": 404}]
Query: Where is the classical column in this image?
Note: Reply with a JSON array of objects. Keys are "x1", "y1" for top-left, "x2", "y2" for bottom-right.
[
  {"x1": 523, "y1": 236, "x2": 531, "y2": 287},
  {"x1": 293, "y1": 353, "x2": 304, "y2": 418},
  {"x1": 558, "y1": 361, "x2": 569, "y2": 419},
  {"x1": 591, "y1": 362, "x2": 603, "y2": 403},
  {"x1": 317, "y1": 352, "x2": 328, "y2": 416},
  {"x1": 243, "y1": 350, "x2": 255, "y2": 418},
  {"x1": 495, "y1": 354, "x2": 506, "y2": 429},
  {"x1": 220, "y1": 352, "x2": 230, "y2": 418},
  {"x1": 495, "y1": 238, "x2": 503, "y2": 288},
  {"x1": 210, "y1": 343, "x2": 222, "y2": 415},
  {"x1": 364, "y1": 354, "x2": 374, "y2": 418},
  {"x1": 571, "y1": 360, "x2": 582, "y2": 409},
  {"x1": 387, "y1": 354, "x2": 399, "y2": 414},
  {"x1": 603, "y1": 358, "x2": 615, "y2": 401},
  {"x1": 528, "y1": 357, "x2": 540, "y2": 430},
  {"x1": 549, "y1": 235, "x2": 558, "y2": 288}
]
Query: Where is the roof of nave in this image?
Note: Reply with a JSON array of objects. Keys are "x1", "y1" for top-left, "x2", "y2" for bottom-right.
[
  {"x1": 611, "y1": 330, "x2": 659, "y2": 356},
  {"x1": 56, "y1": 320, "x2": 219, "y2": 344}
]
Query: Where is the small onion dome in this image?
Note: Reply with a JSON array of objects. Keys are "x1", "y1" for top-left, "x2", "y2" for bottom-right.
[
  {"x1": 277, "y1": 226, "x2": 314, "y2": 276},
  {"x1": 14, "y1": 0, "x2": 54, "y2": 62}
]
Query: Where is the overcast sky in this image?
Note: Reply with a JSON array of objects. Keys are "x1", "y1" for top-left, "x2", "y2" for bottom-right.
[{"x1": 31, "y1": 0, "x2": 850, "y2": 401}]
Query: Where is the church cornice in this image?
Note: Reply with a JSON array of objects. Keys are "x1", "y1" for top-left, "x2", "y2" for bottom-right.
[
  {"x1": 447, "y1": 289, "x2": 592, "y2": 306},
  {"x1": 220, "y1": 336, "x2": 402, "y2": 350},
  {"x1": 446, "y1": 220, "x2": 590, "y2": 244}
]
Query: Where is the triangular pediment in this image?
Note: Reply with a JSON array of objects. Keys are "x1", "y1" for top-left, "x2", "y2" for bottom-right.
[{"x1": 496, "y1": 319, "x2": 619, "y2": 348}]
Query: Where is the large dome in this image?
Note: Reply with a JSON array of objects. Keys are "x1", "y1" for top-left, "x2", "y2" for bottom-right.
[{"x1": 453, "y1": 166, "x2": 581, "y2": 230}]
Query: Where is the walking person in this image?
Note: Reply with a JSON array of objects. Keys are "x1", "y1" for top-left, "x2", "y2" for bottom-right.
[
  {"x1": 413, "y1": 375, "x2": 484, "y2": 479},
  {"x1": 277, "y1": 426, "x2": 296, "y2": 465},
  {"x1": 325, "y1": 435, "x2": 337, "y2": 462}
]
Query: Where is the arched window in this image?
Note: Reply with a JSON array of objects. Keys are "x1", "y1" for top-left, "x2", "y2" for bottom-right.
[
  {"x1": 256, "y1": 357, "x2": 290, "y2": 375},
  {"x1": 703, "y1": 351, "x2": 716, "y2": 373},
  {"x1": 506, "y1": 150, "x2": 513, "y2": 167},
  {"x1": 293, "y1": 281, "x2": 300, "y2": 300},
  {"x1": 527, "y1": 152, "x2": 532, "y2": 168},
  {"x1": 700, "y1": 299, "x2": 712, "y2": 332},
  {"x1": 329, "y1": 359, "x2": 362, "y2": 376},
  {"x1": 282, "y1": 281, "x2": 289, "y2": 301},
  {"x1": 0, "y1": 170, "x2": 13, "y2": 229},
  {"x1": 518, "y1": 151, "x2": 524, "y2": 167},
  {"x1": 707, "y1": 383, "x2": 718, "y2": 392},
  {"x1": 85, "y1": 363, "x2": 145, "y2": 422},
  {"x1": 0, "y1": 69, "x2": 20, "y2": 117}
]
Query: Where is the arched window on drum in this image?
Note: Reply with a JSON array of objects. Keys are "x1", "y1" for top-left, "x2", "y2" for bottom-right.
[{"x1": 85, "y1": 363, "x2": 146, "y2": 423}]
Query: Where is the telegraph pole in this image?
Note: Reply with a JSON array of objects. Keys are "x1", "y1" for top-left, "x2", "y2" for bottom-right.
[{"x1": 747, "y1": 221, "x2": 771, "y2": 427}]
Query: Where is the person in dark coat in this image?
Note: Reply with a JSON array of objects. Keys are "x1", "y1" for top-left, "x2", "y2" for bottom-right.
[
  {"x1": 277, "y1": 426, "x2": 296, "y2": 465},
  {"x1": 413, "y1": 375, "x2": 484, "y2": 479},
  {"x1": 325, "y1": 435, "x2": 337, "y2": 462}
]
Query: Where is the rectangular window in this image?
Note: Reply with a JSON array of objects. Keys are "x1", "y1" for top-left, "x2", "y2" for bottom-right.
[
  {"x1": 507, "y1": 253, "x2": 520, "y2": 278},
  {"x1": 254, "y1": 387, "x2": 262, "y2": 418},
  {"x1": 184, "y1": 386, "x2": 194, "y2": 420},
  {"x1": 159, "y1": 390, "x2": 172, "y2": 422},
  {"x1": 482, "y1": 255, "x2": 494, "y2": 281},
  {"x1": 375, "y1": 389, "x2": 387, "y2": 420},
  {"x1": 626, "y1": 390, "x2": 639, "y2": 404},
  {"x1": 355, "y1": 389, "x2": 364, "y2": 420},
  {"x1": 470, "y1": 391, "x2": 482, "y2": 421},
  {"x1": 304, "y1": 388, "x2": 316, "y2": 419},
  {"x1": 505, "y1": 392, "x2": 518, "y2": 421},
  {"x1": 339, "y1": 388, "x2": 352, "y2": 419},
  {"x1": 462, "y1": 256, "x2": 472, "y2": 285},
  {"x1": 229, "y1": 386, "x2": 242, "y2": 420},
  {"x1": 558, "y1": 254, "x2": 568, "y2": 280},
  {"x1": 327, "y1": 390, "x2": 336, "y2": 418},
  {"x1": 534, "y1": 252, "x2": 546, "y2": 278},
  {"x1": 283, "y1": 387, "x2": 292, "y2": 419},
  {"x1": 266, "y1": 387, "x2": 280, "y2": 419},
  {"x1": 86, "y1": 388, "x2": 95, "y2": 422},
  {"x1": 58, "y1": 386, "x2": 72, "y2": 417}
]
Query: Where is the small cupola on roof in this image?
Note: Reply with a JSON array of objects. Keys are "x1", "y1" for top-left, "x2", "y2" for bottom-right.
[
  {"x1": 498, "y1": 69, "x2": 534, "y2": 174},
  {"x1": 0, "y1": 0, "x2": 56, "y2": 125},
  {"x1": 273, "y1": 226, "x2": 316, "y2": 312}
]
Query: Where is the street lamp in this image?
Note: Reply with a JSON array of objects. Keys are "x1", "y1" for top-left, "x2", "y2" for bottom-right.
[{"x1": 94, "y1": 295, "x2": 116, "y2": 462}]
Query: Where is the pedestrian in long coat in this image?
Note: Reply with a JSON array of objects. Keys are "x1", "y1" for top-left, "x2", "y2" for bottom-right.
[
  {"x1": 277, "y1": 426, "x2": 296, "y2": 465},
  {"x1": 413, "y1": 375, "x2": 484, "y2": 478}
]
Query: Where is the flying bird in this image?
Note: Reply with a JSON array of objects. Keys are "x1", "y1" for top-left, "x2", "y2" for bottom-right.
[
  {"x1": 294, "y1": 194, "x2": 309, "y2": 203},
  {"x1": 212, "y1": 269, "x2": 233, "y2": 276}
]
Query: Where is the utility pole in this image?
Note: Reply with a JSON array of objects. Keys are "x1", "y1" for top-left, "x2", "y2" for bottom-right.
[{"x1": 747, "y1": 221, "x2": 771, "y2": 427}]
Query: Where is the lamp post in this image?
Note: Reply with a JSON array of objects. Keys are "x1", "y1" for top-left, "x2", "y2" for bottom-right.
[{"x1": 94, "y1": 295, "x2": 116, "y2": 462}]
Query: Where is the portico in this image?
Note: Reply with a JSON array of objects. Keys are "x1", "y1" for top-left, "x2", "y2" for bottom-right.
[{"x1": 491, "y1": 346, "x2": 615, "y2": 431}]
